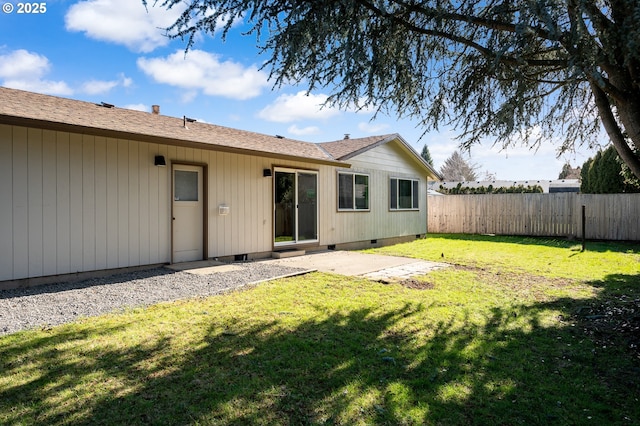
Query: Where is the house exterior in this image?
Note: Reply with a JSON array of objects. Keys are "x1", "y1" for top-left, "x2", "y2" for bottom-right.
[{"x1": 0, "y1": 87, "x2": 439, "y2": 288}]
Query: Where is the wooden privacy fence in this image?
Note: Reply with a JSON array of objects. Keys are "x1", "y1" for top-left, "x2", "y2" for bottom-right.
[{"x1": 427, "y1": 193, "x2": 640, "y2": 241}]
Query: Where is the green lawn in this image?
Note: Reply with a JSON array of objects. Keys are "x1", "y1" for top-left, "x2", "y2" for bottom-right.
[{"x1": 1, "y1": 234, "x2": 639, "y2": 425}]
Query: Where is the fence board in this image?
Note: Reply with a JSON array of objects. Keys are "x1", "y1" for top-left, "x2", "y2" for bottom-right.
[{"x1": 427, "y1": 193, "x2": 640, "y2": 241}]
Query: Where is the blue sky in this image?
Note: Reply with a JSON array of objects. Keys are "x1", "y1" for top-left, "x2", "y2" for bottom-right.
[{"x1": 1, "y1": 0, "x2": 599, "y2": 179}]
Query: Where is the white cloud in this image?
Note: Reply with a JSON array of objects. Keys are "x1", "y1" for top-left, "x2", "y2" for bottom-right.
[
  {"x1": 4, "y1": 80, "x2": 74, "y2": 96},
  {"x1": 357, "y1": 121, "x2": 390, "y2": 134},
  {"x1": 137, "y1": 50, "x2": 269, "y2": 100},
  {"x1": 0, "y1": 49, "x2": 73, "y2": 95},
  {"x1": 0, "y1": 49, "x2": 49, "y2": 79},
  {"x1": 65, "y1": 0, "x2": 185, "y2": 53},
  {"x1": 288, "y1": 124, "x2": 320, "y2": 136},
  {"x1": 81, "y1": 73, "x2": 132, "y2": 95},
  {"x1": 124, "y1": 103, "x2": 147, "y2": 112},
  {"x1": 258, "y1": 91, "x2": 341, "y2": 123}
]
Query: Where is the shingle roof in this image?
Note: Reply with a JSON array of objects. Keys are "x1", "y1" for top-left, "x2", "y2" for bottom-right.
[
  {"x1": 0, "y1": 86, "x2": 341, "y2": 165},
  {"x1": 319, "y1": 134, "x2": 399, "y2": 160},
  {"x1": 320, "y1": 134, "x2": 442, "y2": 179}
]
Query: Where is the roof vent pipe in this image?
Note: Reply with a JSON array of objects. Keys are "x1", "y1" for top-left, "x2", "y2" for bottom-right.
[
  {"x1": 152, "y1": 105, "x2": 160, "y2": 115},
  {"x1": 183, "y1": 116, "x2": 196, "y2": 128}
]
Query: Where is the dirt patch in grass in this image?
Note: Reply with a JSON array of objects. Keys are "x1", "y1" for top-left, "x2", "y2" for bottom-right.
[
  {"x1": 455, "y1": 265, "x2": 575, "y2": 289},
  {"x1": 393, "y1": 265, "x2": 576, "y2": 295},
  {"x1": 402, "y1": 264, "x2": 640, "y2": 362},
  {"x1": 397, "y1": 278, "x2": 436, "y2": 290},
  {"x1": 459, "y1": 265, "x2": 640, "y2": 359}
]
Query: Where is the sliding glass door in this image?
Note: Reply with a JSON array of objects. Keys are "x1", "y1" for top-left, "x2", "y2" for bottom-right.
[{"x1": 274, "y1": 169, "x2": 318, "y2": 246}]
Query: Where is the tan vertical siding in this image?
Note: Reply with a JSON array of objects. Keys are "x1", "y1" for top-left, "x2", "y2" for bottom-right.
[
  {"x1": 42, "y1": 130, "x2": 57, "y2": 276},
  {"x1": 138, "y1": 142, "x2": 150, "y2": 266},
  {"x1": 1, "y1": 128, "x2": 178, "y2": 280},
  {"x1": 69, "y1": 134, "x2": 84, "y2": 272},
  {"x1": 82, "y1": 135, "x2": 96, "y2": 272},
  {"x1": 148, "y1": 143, "x2": 160, "y2": 263},
  {"x1": 157, "y1": 144, "x2": 171, "y2": 262},
  {"x1": 231, "y1": 154, "x2": 241, "y2": 254},
  {"x1": 105, "y1": 137, "x2": 119, "y2": 269},
  {"x1": 116, "y1": 138, "x2": 129, "y2": 267},
  {"x1": 249, "y1": 156, "x2": 258, "y2": 250},
  {"x1": 210, "y1": 150, "x2": 221, "y2": 256},
  {"x1": 28, "y1": 128, "x2": 44, "y2": 277},
  {"x1": 128, "y1": 141, "x2": 140, "y2": 266},
  {"x1": 55, "y1": 132, "x2": 71, "y2": 274},
  {"x1": 0, "y1": 125, "x2": 12, "y2": 280},
  {"x1": 94, "y1": 136, "x2": 108, "y2": 270},
  {"x1": 12, "y1": 126, "x2": 29, "y2": 279},
  {"x1": 328, "y1": 142, "x2": 427, "y2": 244},
  {"x1": 1, "y1": 123, "x2": 429, "y2": 281}
]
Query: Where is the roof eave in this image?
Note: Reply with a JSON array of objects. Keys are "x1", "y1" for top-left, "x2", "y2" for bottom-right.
[
  {"x1": 333, "y1": 134, "x2": 398, "y2": 161},
  {"x1": 337, "y1": 133, "x2": 443, "y2": 180},
  {"x1": 0, "y1": 115, "x2": 350, "y2": 167}
]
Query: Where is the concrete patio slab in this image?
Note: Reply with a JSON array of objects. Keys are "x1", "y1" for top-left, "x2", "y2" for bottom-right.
[
  {"x1": 168, "y1": 251, "x2": 449, "y2": 281},
  {"x1": 263, "y1": 250, "x2": 449, "y2": 280}
]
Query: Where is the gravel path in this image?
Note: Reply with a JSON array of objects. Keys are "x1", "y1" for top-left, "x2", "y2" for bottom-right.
[{"x1": 0, "y1": 262, "x2": 309, "y2": 336}]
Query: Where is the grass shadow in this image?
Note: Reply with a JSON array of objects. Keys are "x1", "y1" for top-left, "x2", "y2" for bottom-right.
[{"x1": 1, "y1": 271, "x2": 639, "y2": 424}]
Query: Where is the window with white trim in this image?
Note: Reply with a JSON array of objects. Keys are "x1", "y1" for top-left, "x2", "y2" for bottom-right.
[
  {"x1": 338, "y1": 172, "x2": 369, "y2": 211},
  {"x1": 390, "y1": 177, "x2": 419, "y2": 210}
]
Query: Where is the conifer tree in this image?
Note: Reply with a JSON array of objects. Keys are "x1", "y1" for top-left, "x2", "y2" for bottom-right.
[
  {"x1": 420, "y1": 145, "x2": 434, "y2": 167},
  {"x1": 154, "y1": 0, "x2": 640, "y2": 179}
]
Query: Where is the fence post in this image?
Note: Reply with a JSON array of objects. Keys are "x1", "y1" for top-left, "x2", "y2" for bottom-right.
[{"x1": 581, "y1": 205, "x2": 586, "y2": 251}]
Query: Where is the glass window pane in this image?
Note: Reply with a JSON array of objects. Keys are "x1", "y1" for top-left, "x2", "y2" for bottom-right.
[
  {"x1": 297, "y1": 172, "x2": 318, "y2": 241},
  {"x1": 399, "y1": 179, "x2": 413, "y2": 209},
  {"x1": 174, "y1": 170, "x2": 198, "y2": 201},
  {"x1": 275, "y1": 171, "x2": 295, "y2": 242},
  {"x1": 355, "y1": 174, "x2": 369, "y2": 209},
  {"x1": 390, "y1": 178, "x2": 397, "y2": 209},
  {"x1": 338, "y1": 173, "x2": 354, "y2": 209},
  {"x1": 412, "y1": 180, "x2": 419, "y2": 209}
]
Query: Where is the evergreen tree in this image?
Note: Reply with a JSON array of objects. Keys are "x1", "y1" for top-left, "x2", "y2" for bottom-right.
[
  {"x1": 580, "y1": 158, "x2": 593, "y2": 193},
  {"x1": 580, "y1": 146, "x2": 640, "y2": 193},
  {"x1": 420, "y1": 145, "x2": 434, "y2": 167},
  {"x1": 599, "y1": 147, "x2": 625, "y2": 193},
  {"x1": 155, "y1": 0, "x2": 640, "y2": 179},
  {"x1": 588, "y1": 151, "x2": 603, "y2": 193}
]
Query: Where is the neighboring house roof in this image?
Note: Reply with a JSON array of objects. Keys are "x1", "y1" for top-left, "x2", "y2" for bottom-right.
[
  {"x1": 320, "y1": 134, "x2": 442, "y2": 180},
  {"x1": 428, "y1": 179, "x2": 580, "y2": 193},
  {"x1": 0, "y1": 86, "x2": 344, "y2": 166}
]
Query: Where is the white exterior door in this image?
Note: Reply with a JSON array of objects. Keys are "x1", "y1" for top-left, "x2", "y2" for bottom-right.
[{"x1": 172, "y1": 164, "x2": 204, "y2": 263}]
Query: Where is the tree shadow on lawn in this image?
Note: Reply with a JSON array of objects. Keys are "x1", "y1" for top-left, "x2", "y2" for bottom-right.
[
  {"x1": 1, "y1": 274, "x2": 639, "y2": 425},
  {"x1": 429, "y1": 233, "x2": 640, "y2": 254}
]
